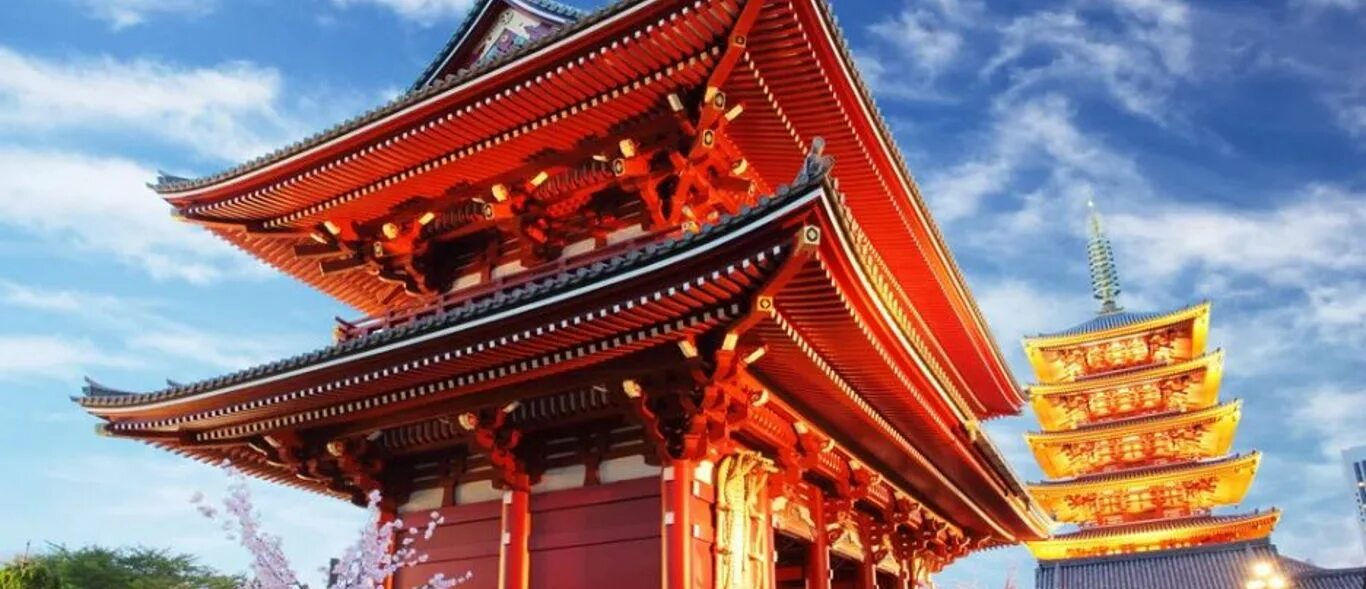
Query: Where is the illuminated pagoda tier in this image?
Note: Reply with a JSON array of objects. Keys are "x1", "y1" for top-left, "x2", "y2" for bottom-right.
[
  {"x1": 1022, "y1": 201, "x2": 1279, "y2": 566},
  {"x1": 73, "y1": 0, "x2": 1053, "y2": 588}
]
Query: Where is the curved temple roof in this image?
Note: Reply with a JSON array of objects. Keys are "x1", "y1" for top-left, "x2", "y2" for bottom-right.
[
  {"x1": 1026, "y1": 301, "x2": 1211, "y2": 342},
  {"x1": 137, "y1": 0, "x2": 1026, "y2": 418}
]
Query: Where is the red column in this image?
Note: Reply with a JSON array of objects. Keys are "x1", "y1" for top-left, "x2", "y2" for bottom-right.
[
  {"x1": 499, "y1": 489, "x2": 531, "y2": 589},
  {"x1": 807, "y1": 493, "x2": 831, "y2": 589},
  {"x1": 858, "y1": 545, "x2": 877, "y2": 589},
  {"x1": 662, "y1": 460, "x2": 696, "y2": 589}
]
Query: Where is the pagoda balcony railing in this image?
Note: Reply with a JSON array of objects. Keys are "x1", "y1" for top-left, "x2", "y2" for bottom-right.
[{"x1": 334, "y1": 229, "x2": 669, "y2": 342}]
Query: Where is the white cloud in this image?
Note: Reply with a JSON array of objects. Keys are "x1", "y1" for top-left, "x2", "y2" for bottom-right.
[
  {"x1": 923, "y1": 93, "x2": 1144, "y2": 223},
  {"x1": 0, "y1": 335, "x2": 139, "y2": 380},
  {"x1": 0, "y1": 149, "x2": 259, "y2": 283},
  {"x1": 868, "y1": 1, "x2": 975, "y2": 76},
  {"x1": 332, "y1": 0, "x2": 476, "y2": 23},
  {"x1": 1295, "y1": 0, "x2": 1365, "y2": 11},
  {"x1": 1323, "y1": 78, "x2": 1366, "y2": 140},
  {"x1": 1106, "y1": 185, "x2": 1366, "y2": 286},
  {"x1": 0, "y1": 282, "x2": 312, "y2": 372},
  {"x1": 1291, "y1": 386, "x2": 1366, "y2": 458},
  {"x1": 0, "y1": 47, "x2": 296, "y2": 162},
  {"x1": 973, "y1": 278, "x2": 1092, "y2": 346},
  {"x1": 983, "y1": 0, "x2": 1193, "y2": 122},
  {"x1": 70, "y1": 0, "x2": 216, "y2": 30}
]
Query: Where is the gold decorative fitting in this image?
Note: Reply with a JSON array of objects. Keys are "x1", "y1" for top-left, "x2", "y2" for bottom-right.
[
  {"x1": 621, "y1": 379, "x2": 643, "y2": 399},
  {"x1": 800, "y1": 225, "x2": 821, "y2": 247},
  {"x1": 530, "y1": 171, "x2": 549, "y2": 187},
  {"x1": 711, "y1": 91, "x2": 727, "y2": 109},
  {"x1": 457, "y1": 412, "x2": 479, "y2": 431},
  {"x1": 678, "y1": 339, "x2": 699, "y2": 358},
  {"x1": 323, "y1": 220, "x2": 341, "y2": 235},
  {"x1": 381, "y1": 222, "x2": 400, "y2": 240},
  {"x1": 491, "y1": 183, "x2": 510, "y2": 202},
  {"x1": 742, "y1": 346, "x2": 768, "y2": 366},
  {"x1": 417, "y1": 211, "x2": 436, "y2": 226},
  {"x1": 618, "y1": 138, "x2": 637, "y2": 158},
  {"x1": 756, "y1": 296, "x2": 774, "y2": 312}
]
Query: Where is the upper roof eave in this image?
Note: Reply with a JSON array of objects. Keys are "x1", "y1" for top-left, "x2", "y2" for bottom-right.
[
  {"x1": 153, "y1": 0, "x2": 647, "y2": 199},
  {"x1": 1023, "y1": 301, "x2": 1211, "y2": 348}
]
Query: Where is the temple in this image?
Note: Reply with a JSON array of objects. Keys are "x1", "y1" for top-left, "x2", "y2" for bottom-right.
[
  {"x1": 73, "y1": 0, "x2": 1053, "y2": 588},
  {"x1": 1023, "y1": 201, "x2": 1287, "y2": 583}
]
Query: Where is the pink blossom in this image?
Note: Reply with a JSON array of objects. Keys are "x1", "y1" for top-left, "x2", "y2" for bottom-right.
[{"x1": 195, "y1": 462, "x2": 468, "y2": 589}]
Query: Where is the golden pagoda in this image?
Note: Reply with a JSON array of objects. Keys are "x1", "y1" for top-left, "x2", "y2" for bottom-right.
[{"x1": 1021, "y1": 201, "x2": 1279, "y2": 561}]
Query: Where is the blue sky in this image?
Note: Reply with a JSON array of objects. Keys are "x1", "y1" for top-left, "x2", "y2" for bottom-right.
[{"x1": 0, "y1": 0, "x2": 1362, "y2": 587}]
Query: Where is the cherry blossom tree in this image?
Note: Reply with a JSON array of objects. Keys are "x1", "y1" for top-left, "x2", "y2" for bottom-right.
[{"x1": 193, "y1": 462, "x2": 471, "y2": 589}]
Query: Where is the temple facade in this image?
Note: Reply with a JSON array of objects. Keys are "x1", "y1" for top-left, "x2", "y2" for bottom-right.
[{"x1": 73, "y1": 1, "x2": 1053, "y2": 588}]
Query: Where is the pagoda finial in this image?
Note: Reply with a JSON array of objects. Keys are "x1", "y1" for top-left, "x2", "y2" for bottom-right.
[{"x1": 1086, "y1": 198, "x2": 1123, "y2": 315}]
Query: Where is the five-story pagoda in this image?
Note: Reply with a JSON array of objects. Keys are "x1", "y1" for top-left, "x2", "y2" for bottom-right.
[{"x1": 1021, "y1": 201, "x2": 1279, "y2": 562}]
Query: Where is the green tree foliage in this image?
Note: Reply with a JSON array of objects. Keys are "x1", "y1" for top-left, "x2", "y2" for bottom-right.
[{"x1": 0, "y1": 546, "x2": 242, "y2": 589}]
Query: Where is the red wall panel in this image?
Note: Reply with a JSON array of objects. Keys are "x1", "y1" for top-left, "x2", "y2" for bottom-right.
[
  {"x1": 395, "y1": 500, "x2": 502, "y2": 589},
  {"x1": 529, "y1": 478, "x2": 662, "y2": 589}
]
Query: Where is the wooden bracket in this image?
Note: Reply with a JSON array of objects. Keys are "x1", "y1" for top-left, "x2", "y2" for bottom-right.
[{"x1": 458, "y1": 403, "x2": 532, "y2": 491}]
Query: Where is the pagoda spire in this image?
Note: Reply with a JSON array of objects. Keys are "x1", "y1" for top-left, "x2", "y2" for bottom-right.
[{"x1": 1086, "y1": 199, "x2": 1123, "y2": 315}]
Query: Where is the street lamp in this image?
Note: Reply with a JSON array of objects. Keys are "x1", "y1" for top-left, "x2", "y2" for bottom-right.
[{"x1": 1246, "y1": 560, "x2": 1289, "y2": 589}]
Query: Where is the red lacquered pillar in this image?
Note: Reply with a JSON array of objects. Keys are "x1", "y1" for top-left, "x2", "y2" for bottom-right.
[
  {"x1": 662, "y1": 460, "x2": 696, "y2": 589},
  {"x1": 807, "y1": 494, "x2": 831, "y2": 589},
  {"x1": 858, "y1": 547, "x2": 877, "y2": 589},
  {"x1": 499, "y1": 489, "x2": 531, "y2": 589}
]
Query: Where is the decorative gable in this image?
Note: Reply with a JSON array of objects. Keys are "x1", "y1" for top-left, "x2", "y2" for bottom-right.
[{"x1": 412, "y1": 0, "x2": 583, "y2": 90}]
